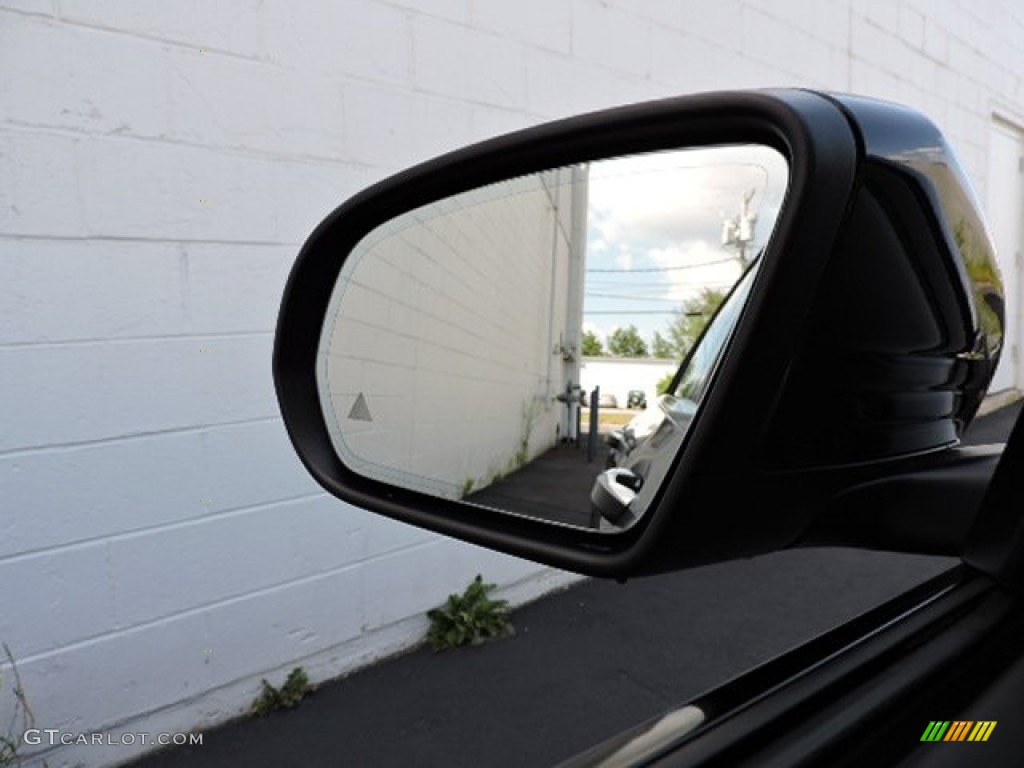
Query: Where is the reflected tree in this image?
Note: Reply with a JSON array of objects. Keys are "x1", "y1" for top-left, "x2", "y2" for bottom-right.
[
  {"x1": 582, "y1": 330, "x2": 605, "y2": 357},
  {"x1": 608, "y1": 325, "x2": 649, "y2": 357},
  {"x1": 666, "y1": 287, "x2": 727, "y2": 360},
  {"x1": 655, "y1": 371, "x2": 674, "y2": 395},
  {"x1": 651, "y1": 331, "x2": 674, "y2": 359}
]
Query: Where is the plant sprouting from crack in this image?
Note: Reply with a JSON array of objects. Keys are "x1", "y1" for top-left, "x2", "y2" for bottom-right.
[
  {"x1": 457, "y1": 396, "x2": 545, "y2": 498},
  {"x1": 513, "y1": 398, "x2": 542, "y2": 470},
  {"x1": 250, "y1": 667, "x2": 312, "y2": 716},
  {"x1": 1, "y1": 643, "x2": 35, "y2": 768},
  {"x1": 426, "y1": 575, "x2": 513, "y2": 651}
]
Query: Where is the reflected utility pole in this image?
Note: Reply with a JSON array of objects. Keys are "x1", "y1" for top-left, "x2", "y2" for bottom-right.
[{"x1": 721, "y1": 189, "x2": 757, "y2": 267}]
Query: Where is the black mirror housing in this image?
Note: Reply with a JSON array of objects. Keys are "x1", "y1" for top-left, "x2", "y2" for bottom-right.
[{"x1": 274, "y1": 90, "x2": 1002, "y2": 578}]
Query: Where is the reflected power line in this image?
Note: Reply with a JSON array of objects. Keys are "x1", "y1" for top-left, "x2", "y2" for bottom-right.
[{"x1": 585, "y1": 256, "x2": 735, "y2": 273}]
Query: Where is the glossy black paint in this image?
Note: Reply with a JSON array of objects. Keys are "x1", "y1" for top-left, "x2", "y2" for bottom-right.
[
  {"x1": 965, "y1": 399, "x2": 1024, "y2": 592},
  {"x1": 559, "y1": 567, "x2": 1024, "y2": 768},
  {"x1": 761, "y1": 95, "x2": 1004, "y2": 467},
  {"x1": 561, "y1": 402, "x2": 1024, "y2": 766},
  {"x1": 835, "y1": 94, "x2": 1003, "y2": 380},
  {"x1": 273, "y1": 90, "x2": 1003, "y2": 578},
  {"x1": 558, "y1": 567, "x2": 1000, "y2": 767}
]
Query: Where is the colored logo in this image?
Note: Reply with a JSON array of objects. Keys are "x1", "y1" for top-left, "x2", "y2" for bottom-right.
[{"x1": 920, "y1": 721, "x2": 996, "y2": 742}]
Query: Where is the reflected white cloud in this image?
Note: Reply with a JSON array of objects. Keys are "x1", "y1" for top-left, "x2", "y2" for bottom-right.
[
  {"x1": 649, "y1": 242, "x2": 743, "y2": 303},
  {"x1": 583, "y1": 145, "x2": 788, "y2": 346}
]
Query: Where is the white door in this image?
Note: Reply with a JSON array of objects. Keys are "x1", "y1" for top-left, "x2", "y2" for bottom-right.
[{"x1": 985, "y1": 120, "x2": 1024, "y2": 394}]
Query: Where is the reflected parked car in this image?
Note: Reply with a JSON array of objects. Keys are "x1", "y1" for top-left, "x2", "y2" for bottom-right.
[
  {"x1": 604, "y1": 393, "x2": 695, "y2": 471},
  {"x1": 627, "y1": 390, "x2": 647, "y2": 409},
  {"x1": 598, "y1": 393, "x2": 619, "y2": 409},
  {"x1": 596, "y1": 260, "x2": 759, "y2": 523}
]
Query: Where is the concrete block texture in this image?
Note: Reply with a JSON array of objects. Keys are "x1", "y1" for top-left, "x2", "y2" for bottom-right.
[{"x1": 2, "y1": 2, "x2": 1022, "y2": 765}]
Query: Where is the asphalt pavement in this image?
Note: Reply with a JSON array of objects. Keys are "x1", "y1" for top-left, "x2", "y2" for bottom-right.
[{"x1": 132, "y1": 401, "x2": 1021, "y2": 768}]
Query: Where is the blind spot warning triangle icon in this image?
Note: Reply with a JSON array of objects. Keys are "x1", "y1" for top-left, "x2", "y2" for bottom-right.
[{"x1": 348, "y1": 393, "x2": 373, "y2": 422}]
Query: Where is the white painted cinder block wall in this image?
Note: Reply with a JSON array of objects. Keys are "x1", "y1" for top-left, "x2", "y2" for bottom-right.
[{"x1": 1, "y1": 1, "x2": 1022, "y2": 766}]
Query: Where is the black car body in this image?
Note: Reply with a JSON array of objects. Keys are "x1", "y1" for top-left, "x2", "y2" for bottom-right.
[{"x1": 273, "y1": 90, "x2": 1024, "y2": 766}]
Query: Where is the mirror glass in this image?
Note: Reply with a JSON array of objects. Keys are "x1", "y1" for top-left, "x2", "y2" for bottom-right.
[{"x1": 317, "y1": 144, "x2": 788, "y2": 531}]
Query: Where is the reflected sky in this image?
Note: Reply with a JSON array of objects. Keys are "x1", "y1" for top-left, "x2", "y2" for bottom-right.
[{"x1": 583, "y1": 146, "x2": 789, "y2": 347}]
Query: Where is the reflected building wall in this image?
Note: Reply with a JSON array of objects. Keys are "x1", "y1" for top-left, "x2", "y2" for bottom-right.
[{"x1": 322, "y1": 167, "x2": 590, "y2": 498}]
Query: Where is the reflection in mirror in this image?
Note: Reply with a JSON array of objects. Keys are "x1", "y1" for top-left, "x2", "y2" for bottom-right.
[{"x1": 317, "y1": 145, "x2": 788, "y2": 531}]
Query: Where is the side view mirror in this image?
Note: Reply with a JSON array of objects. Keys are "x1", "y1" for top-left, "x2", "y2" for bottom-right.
[{"x1": 274, "y1": 90, "x2": 1004, "y2": 578}]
